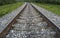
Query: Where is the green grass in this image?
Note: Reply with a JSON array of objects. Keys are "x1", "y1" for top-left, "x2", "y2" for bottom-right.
[
  {"x1": 34, "y1": 3, "x2": 60, "y2": 15},
  {"x1": 0, "y1": 2, "x2": 23, "y2": 17}
]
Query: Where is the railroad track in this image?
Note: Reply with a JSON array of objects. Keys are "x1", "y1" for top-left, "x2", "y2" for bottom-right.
[{"x1": 0, "y1": 3, "x2": 60, "y2": 38}]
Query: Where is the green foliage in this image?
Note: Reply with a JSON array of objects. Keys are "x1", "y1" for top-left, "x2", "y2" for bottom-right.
[
  {"x1": 0, "y1": 0, "x2": 16, "y2": 5},
  {"x1": 0, "y1": 0, "x2": 60, "y2": 5},
  {"x1": 35, "y1": 0, "x2": 60, "y2": 4},
  {"x1": 35, "y1": 3, "x2": 60, "y2": 15},
  {"x1": 16, "y1": 0, "x2": 60, "y2": 4},
  {"x1": 0, "y1": 2, "x2": 23, "y2": 17}
]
